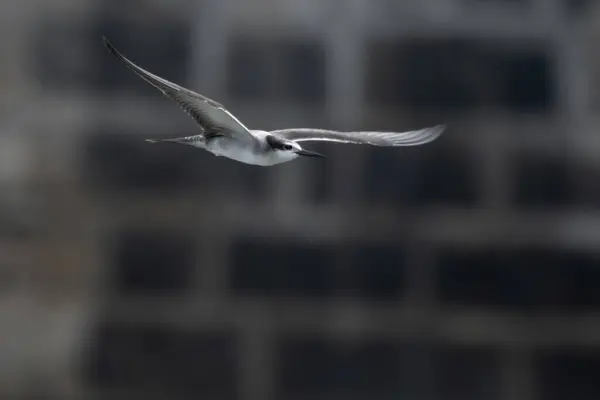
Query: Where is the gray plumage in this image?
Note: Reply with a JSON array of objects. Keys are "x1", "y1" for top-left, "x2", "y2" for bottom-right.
[
  {"x1": 269, "y1": 126, "x2": 444, "y2": 147},
  {"x1": 102, "y1": 36, "x2": 445, "y2": 167}
]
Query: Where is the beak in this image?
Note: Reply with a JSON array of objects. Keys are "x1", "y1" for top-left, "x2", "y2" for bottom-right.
[{"x1": 296, "y1": 148, "x2": 326, "y2": 159}]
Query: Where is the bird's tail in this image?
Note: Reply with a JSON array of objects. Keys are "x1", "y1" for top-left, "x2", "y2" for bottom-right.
[
  {"x1": 144, "y1": 136, "x2": 202, "y2": 146},
  {"x1": 144, "y1": 138, "x2": 182, "y2": 145}
]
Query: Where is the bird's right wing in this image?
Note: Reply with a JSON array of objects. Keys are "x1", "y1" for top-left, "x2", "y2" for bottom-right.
[
  {"x1": 102, "y1": 37, "x2": 257, "y2": 144},
  {"x1": 270, "y1": 125, "x2": 444, "y2": 147}
]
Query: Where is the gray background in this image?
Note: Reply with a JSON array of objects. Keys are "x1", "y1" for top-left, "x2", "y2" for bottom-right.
[{"x1": 0, "y1": 0, "x2": 598, "y2": 399}]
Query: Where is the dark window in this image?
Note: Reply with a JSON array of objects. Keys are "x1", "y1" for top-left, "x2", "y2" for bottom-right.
[
  {"x1": 365, "y1": 141, "x2": 478, "y2": 207},
  {"x1": 363, "y1": 146, "x2": 425, "y2": 206},
  {"x1": 513, "y1": 152, "x2": 574, "y2": 209},
  {"x1": 227, "y1": 39, "x2": 272, "y2": 99},
  {"x1": 437, "y1": 248, "x2": 600, "y2": 309},
  {"x1": 86, "y1": 324, "x2": 236, "y2": 398},
  {"x1": 572, "y1": 163, "x2": 600, "y2": 208},
  {"x1": 438, "y1": 248, "x2": 523, "y2": 307},
  {"x1": 537, "y1": 349, "x2": 600, "y2": 400},
  {"x1": 411, "y1": 143, "x2": 478, "y2": 207},
  {"x1": 278, "y1": 40, "x2": 326, "y2": 103},
  {"x1": 227, "y1": 36, "x2": 325, "y2": 104},
  {"x1": 304, "y1": 142, "x2": 334, "y2": 203},
  {"x1": 503, "y1": 50, "x2": 553, "y2": 112},
  {"x1": 82, "y1": 126, "x2": 206, "y2": 193},
  {"x1": 278, "y1": 338, "x2": 499, "y2": 400},
  {"x1": 110, "y1": 229, "x2": 194, "y2": 296},
  {"x1": 346, "y1": 244, "x2": 406, "y2": 301},
  {"x1": 230, "y1": 238, "x2": 335, "y2": 298},
  {"x1": 277, "y1": 337, "x2": 406, "y2": 397},
  {"x1": 563, "y1": 0, "x2": 591, "y2": 16},
  {"x1": 366, "y1": 38, "x2": 554, "y2": 113},
  {"x1": 367, "y1": 39, "x2": 475, "y2": 110},
  {"x1": 434, "y1": 345, "x2": 501, "y2": 400},
  {"x1": 34, "y1": 17, "x2": 190, "y2": 93}
]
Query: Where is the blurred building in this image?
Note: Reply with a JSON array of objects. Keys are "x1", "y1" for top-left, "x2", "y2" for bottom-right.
[{"x1": 0, "y1": 0, "x2": 599, "y2": 399}]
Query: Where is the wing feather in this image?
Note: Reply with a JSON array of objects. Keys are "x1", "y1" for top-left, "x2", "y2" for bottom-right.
[
  {"x1": 102, "y1": 36, "x2": 256, "y2": 144},
  {"x1": 269, "y1": 125, "x2": 444, "y2": 147}
]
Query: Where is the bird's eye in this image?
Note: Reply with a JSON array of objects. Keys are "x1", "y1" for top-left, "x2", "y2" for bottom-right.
[{"x1": 283, "y1": 144, "x2": 293, "y2": 150}]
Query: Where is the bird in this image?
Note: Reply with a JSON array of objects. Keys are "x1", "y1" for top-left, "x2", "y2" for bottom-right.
[{"x1": 102, "y1": 36, "x2": 445, "y2": 167}]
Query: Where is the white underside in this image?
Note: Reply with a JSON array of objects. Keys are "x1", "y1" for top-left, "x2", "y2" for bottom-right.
[{"x1": 193, "y1": 137, "x2": 299, "y2": 166}]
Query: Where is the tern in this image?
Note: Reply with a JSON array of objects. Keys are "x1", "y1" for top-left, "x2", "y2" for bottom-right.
[{"x1": 102, "y1": 37, "x2": 444, "y2": 167}]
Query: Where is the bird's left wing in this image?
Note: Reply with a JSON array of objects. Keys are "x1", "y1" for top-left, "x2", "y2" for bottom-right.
[
  {"x1": 270, "y1": 125, "x2": 444, "y2": 147},
  {"x1": 102, "y1": 37, "x2": 257, "y2": 144}
]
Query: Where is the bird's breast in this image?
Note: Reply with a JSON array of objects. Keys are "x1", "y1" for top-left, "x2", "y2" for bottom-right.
[{"x1": 205, "y1": 138, "x2": 287, "y2": 166}]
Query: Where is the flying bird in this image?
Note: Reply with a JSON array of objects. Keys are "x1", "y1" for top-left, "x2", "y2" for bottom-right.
[{"x1": 102, "y1": 36, "x2": 444, "y2": 167}]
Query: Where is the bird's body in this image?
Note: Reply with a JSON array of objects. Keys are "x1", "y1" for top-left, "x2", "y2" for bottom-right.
[
  {"x1": 103, "y1": 37, "x2": 445, "y2": 167},
  {"x1": 151, "y1": 130, "x2": 301, "y2": 166}
]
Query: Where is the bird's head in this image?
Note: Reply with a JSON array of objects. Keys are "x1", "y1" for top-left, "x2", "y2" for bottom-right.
[{"x1": 266, "y1": 135, "x2": 326, "y2": 160}]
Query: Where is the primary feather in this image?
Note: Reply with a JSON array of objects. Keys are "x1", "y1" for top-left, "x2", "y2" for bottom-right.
[
  {"x1": 102, "y1": 36, "x2": 257, "y2": 144},
  {"x1": 267, "y1": 124, "x2": 444, "y2": 147}
]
